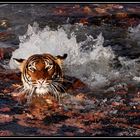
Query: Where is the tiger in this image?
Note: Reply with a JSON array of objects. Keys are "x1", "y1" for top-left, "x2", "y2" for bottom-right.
[{"x1": 13, "y1": 53, "x2": 68, "y2": 103}]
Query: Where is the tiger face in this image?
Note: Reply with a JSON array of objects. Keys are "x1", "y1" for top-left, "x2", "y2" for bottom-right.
[{"x1": 13, "y1": 53, "x2": 67, "y2": 99}]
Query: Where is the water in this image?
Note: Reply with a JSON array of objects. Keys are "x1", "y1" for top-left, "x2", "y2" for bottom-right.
[
  {"x1": 8, "y1": 22, "x2": 140, "y2": 90},
  {"x1": 0, "y1": 4, "x2": 140, "y2": 136}
]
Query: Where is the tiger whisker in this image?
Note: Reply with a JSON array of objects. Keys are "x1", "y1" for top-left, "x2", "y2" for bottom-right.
[
  {"x1": 49, "y1": 77, "x2": 72, "y2": 83},
  {"x1": 26, "y1": 87, "x2": 35, "y2": 104},
  {"x1": 53, "y1": 79, "x2": 73, "y2": 84},
  {"x1": 23, "y1": 89, "x2": 30, "y2": 95},
  {"x1": 54, "y1": 82, "x2": 69, "y2": 100},
  {"x1": 51, "y1": 84, "x2": 61, "y2": 102},
  {"x1": 53, "y1": 82, "x2": 67, "y2": 94},
  {"x1": 52, "y1": 82, "x2": 62, "y2": 93},
  {"x1": 13, "y1": 85, "x2": 24, "y2": 94},
  {"x1": 52, "y1": 81, "x2": 68, "y2": 103},
  {"x1": 50, "y1": 84, "x2": 61, "y2": 104},
  {"x1": 19, "y1": 88, "x2": 24, "y2": 93},
  {"x1": 49, "y1": 85, "x2": 58, "y2": 100}
]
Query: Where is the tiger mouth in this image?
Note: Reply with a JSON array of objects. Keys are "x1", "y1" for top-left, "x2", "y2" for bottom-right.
[
  {"x1": 35, "y1": 86, "x2": 50, "y2": 95},
  {"x1": 32, "y1": 83, "x2": 51, "y2": 94},
  {"x1": 23, "y1": 80, "x2": 64, "y2": 102},
  {"x1": 23, "y1": 82, "x2": 50, "y2": 94}
]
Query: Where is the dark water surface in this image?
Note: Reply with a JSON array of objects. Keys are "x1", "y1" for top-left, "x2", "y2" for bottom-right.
[
  {"x1": 0, "y1": 3, "x2": 140, "y2": 137},
  {"x1": 0, "y1": 4, "x2": 139, "y2": 58}
]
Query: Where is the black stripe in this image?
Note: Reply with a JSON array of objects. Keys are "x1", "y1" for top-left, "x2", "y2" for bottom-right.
[
  {"x1": 22, "y1": 54, "x2": 63, "y2": 85},
  {"x1": 55, "y1": 63, "x2": 63, "y2": 78},
  {"x1": 27, "y1": 54, "x2": 42, "y2": 63},
  {"x1": 22, "y1": 62, "x2": 31, "y2": 84}
]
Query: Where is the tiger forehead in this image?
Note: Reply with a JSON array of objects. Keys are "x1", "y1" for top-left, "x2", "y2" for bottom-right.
[
  {"x1": 31, "y1": 60, "x2": 45, "y2": 69},
  {"x1": 27, "y1": 54, "x2": 55, "y2": 62},
  {"x1": 27, "y1": 56, "x2": 53, "y2": 69}
]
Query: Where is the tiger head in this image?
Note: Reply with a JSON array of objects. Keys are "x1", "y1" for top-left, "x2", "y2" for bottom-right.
[{"x1": 13, "y1": 53, "x2": 67, "y2": 98}]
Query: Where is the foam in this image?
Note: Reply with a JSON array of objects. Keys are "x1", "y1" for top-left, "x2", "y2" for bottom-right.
[{"x1": 9, "y1": 23, "x2": 140, "y2": 88}]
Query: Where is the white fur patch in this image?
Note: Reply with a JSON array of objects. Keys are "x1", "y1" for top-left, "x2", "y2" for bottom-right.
[
  {"x1": 23, "y1": 81, "x2": 50, "y2": 95},
  {"x1": 35, "y1": 87, "x2": 49, "y2": 95}
]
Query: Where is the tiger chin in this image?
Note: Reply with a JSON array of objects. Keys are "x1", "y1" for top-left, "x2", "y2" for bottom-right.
[{"x1": 13, "y1": 53, "x2": 67, "y2": 103}]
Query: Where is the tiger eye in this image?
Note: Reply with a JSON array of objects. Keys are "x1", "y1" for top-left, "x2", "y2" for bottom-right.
[
  {"x1": 28, "y1": 67, "x2": 36, "y2": 72},
  {"x1": 45, "y1": 65, "x2": 53, "y2": 71}
]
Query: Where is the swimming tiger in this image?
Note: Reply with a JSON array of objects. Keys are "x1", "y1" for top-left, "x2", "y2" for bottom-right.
[{"x1": 13, "y1": 53, "x2": 67, "y2": 103}]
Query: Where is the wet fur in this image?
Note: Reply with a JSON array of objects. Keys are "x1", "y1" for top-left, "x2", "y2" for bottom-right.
[{"x1": 13, "y1": 53, "x2": 67, "y2": 102}]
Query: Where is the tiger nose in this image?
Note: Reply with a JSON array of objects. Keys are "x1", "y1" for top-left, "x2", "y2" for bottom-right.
[{"x1": 37, "y1": 79, "x2": 44, "y2": 84}]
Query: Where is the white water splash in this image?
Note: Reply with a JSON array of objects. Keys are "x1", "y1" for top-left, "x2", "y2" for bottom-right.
[
  {"x1": 9, "y1": 23, "x2": 80, "y2": 69},
  {"x1": 9, "y1": 23, "x2": 140, "y2": 88},
  {"x1": 128, "y1": 24, "x2": 140, "y2": 45}
]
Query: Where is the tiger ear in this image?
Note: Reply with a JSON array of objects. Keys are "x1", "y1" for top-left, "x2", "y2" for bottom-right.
[
  {"x1": 55, "y1": 53, "x2": 67, "y2": 66},
  {"x1": 13, "y1": 58, "x2": 26, "y2": 72},
  {"x1": 13, "y1": 58, "x2": 25, "y2": 65}
]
